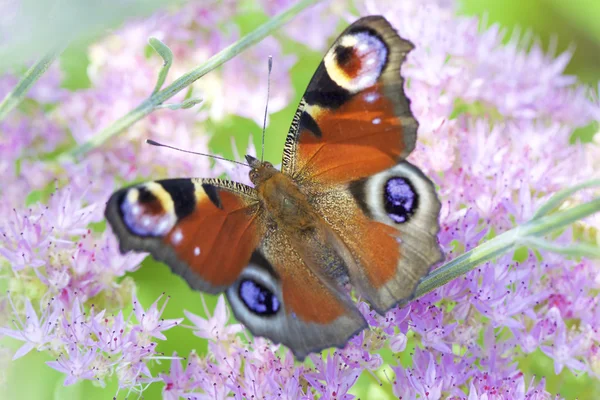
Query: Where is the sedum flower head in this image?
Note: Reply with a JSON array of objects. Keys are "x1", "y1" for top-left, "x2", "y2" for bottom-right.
[{"x1": 1, "y1": 0, "x2": 599, "y2": 398}]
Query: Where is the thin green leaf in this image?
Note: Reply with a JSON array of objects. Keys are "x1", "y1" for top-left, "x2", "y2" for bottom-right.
[
  {"x1": 0, "y1": 46, "x2": 64, "y2": 121},
  {"x1": 414, "y1": 229, "x2": 517, "y2": 298},
  {"x1": 414, "y1": 197, "x2": 600, "y2": 298},
  {"x1": 522, "y1": 236, "x2": 600, "y2": 259},
  {"x1": 61, "y1": 0, "x2": 321, "y2": 161},
  {"x1": 149, "y1": 37, "x2": 173, "y2": 95},
  {"x1": 532, "y1": 178, "x2": 600, "y2": 220},
  {"x1": 156, "y1": 97, "x2": 203, "y2": 110}
]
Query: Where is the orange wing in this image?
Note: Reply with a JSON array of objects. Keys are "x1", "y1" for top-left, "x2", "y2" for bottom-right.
[
  {"x1": 105, "y1": 178, "x2": 263, "y2": 293},
  {"x1": 226, "y1": 227, "x2": 366, "y2": 360},
  {"x1": 282, "y1": 16, "x2": 418, "y2": 184}
]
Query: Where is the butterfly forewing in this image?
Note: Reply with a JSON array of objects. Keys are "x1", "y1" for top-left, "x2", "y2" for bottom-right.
[
  {"x1": 105, "y1": 178, "x2": 262, "y2": 293},
  {"x1": 282, "y1": 16, "x2": 418, "y2": 184}
]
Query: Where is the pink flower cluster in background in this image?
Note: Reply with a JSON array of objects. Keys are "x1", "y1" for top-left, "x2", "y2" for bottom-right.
[{"x1": 1, "y1": 0, "x2": 599, "y2": 398}]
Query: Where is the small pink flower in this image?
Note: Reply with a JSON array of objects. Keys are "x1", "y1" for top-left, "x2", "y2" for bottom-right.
[
  {"x1": 410, "y1": 305, "x2": 456, "y2": 353},
  {"x1": 184, "y1": 294, "x2": 244, "y2": 342},
  {"x1": 160, "y1": 352, "x2": 203, "y2": 400},
  {"x1": 0, "y1": 295, "x2": 60, "y2": 359},
  {"x1": 90, "y1": 310, "x2": 128, "y2": 354},
  {"x1": 132, "y1": 294, "x2": 183, "y2": 341},
  {"x1": 541, "y1": 308, "x2": 587, "y2": 374},
  {"x1": 305, "y1": 352, "x2": 360, "y2": 399},
  {"x1": 47, "y1": 346, "x2": 98, "y2": 386},
  {"x1": 393, "y1": 350, "x2": 445, "y2": 399}
]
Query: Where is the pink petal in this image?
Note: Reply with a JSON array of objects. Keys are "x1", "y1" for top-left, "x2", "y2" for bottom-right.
[
  {"x1": 24, "y1": 298, "x2": 40, "y2": 328},
  {"x1": 47, "y1": 360, "x2": 69, "y2": 374},
  {"x1": 13, "y1": 342, "x2": 35, "y2": 359}
]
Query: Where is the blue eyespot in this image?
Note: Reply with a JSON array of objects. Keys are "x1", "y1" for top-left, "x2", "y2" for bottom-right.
[
  {"x1": 120, "y1": 188, "x2": 176, "y2": 236},
  {"x1": 384, "y1": 177, "x2": 418, "y2": 223},
  {"x1": 239, "y1": 279, "x2": 280, "y2": 316}
]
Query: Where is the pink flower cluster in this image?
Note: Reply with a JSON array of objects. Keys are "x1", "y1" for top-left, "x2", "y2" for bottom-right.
[
  {"x1": 1, "y1": 0, "x2": 599, "y2": 398},
  {"x1": 2, "y1": 292, "x2": 181, "y2": 392},
  {"x1": 0, "y1": 184, "x2": 182, "y2": 393}
]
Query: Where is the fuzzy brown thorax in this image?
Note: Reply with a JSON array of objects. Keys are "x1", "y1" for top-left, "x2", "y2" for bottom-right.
[{"x1": 246, "y1": 155, "x2": 315, "y2": 230}]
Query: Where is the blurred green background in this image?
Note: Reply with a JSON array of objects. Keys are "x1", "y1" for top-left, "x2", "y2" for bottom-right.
[{"x1": 3, "y1": 0, "x2": 600, "y2": 399}]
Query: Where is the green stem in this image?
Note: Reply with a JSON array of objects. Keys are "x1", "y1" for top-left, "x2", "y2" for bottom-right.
[
  {"x1": 0, "y1": 47, "x2": 63, "y2": 121},
  {"x1": 64, "y1": 0, "x2": 320, "y2": 161},
  {"x1": 414, "y1": 197, "x2": 600, "y2": 298},
  {"x1": 532, "y1": 178, "x2": 600, "y2": 220}
]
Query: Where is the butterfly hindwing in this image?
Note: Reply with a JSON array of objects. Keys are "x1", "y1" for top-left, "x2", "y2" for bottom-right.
[
  {"x1": 282, "y1": 15, "x2": 418, "y2": 184},
  {"x1": 304, "y1": 161, "x2": 442, "y2": 314},
  {"x1": 105, "y1": 178, "x2": 262, "y2": 293},
  {"x1": 226, "y1": 227, "x2": 367, "y2": 360}
]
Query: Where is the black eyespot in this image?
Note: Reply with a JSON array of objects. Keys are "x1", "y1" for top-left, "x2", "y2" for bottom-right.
[
  {"x1": 334, "y1": 45, "x2": 353, "y2": 66},
  {"x1": 384, "y1": 177, "x2": 418, "y2": 223},
  {"x1": 137, "y1": 186, "x2": 156, "y2": 204},
  {"x1": 239, "y1": 279, "x2": 280, "y2": 316}
]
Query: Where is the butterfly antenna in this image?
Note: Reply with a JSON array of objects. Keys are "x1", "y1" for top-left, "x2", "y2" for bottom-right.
[
  {"x1": 261, "y1": 55, "x2": 273, "y2": 162},
  {"x1": 146, "y1": 139, "x2": 250, "y2": 167}
]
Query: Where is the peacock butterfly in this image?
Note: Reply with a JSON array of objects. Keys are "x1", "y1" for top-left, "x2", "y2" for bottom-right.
[{"x1": 105, "y1": 16, "x2": 442, "y2": 360}]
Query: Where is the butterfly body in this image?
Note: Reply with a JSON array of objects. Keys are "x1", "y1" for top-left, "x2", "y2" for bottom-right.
[
  {"x1": 106, "y1": 16, "x2": 442, "y2": 360},
  {"x1": 246, "y1": 156, "x2": 355, "y2": 291},
  {"x1": 248, "y1": 157, "x2": 316, "y2": 232}
]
